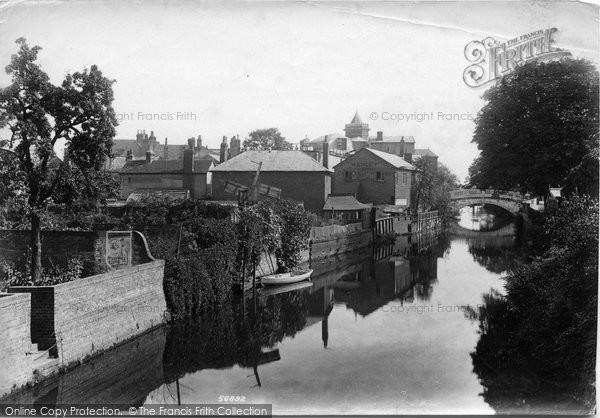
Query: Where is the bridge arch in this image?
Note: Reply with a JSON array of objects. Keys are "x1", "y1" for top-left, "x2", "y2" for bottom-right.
[{"x1": 449, "y1": 189, "x2": 523, "y2": 215}]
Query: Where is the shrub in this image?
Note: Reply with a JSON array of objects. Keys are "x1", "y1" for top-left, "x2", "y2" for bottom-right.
[{"x1": 2, "y1": 256, "x2": 84, "y2": 286}]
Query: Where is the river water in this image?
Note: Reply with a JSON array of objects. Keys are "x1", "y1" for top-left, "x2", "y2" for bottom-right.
[{"x1": 5, "y1": 207, "x2": 525, "y2": 414}]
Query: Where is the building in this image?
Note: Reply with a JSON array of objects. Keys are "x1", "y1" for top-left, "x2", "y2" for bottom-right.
[
  {"x1": 108, "y1": 131, "x2": 238, "y2": 171},
  {"x1": 332, "y1": 147, "x2": 416, "y2": 208},
  {"x1": 210, "y1": 150, "x2": 332, "y2": 214},
  {"x1": 301, "y1": 112, "x2": 437, "y2": 168},
  {"x1": 368, "y1": 133, "x2": 416, "y2": 160},
  {"x1": 118, "y1": 148, "x2": 214, "y2": 199},
  {"x1": 322, "y1": 194, "x2": 372, "y2": 224}
]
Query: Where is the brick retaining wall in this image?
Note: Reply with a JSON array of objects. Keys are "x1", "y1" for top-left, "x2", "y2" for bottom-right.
[
  {"x1": 0, "y1": 293, "x2": 34, "y2": 397},
  {"x1": 4, "y1": 259, "x2": 166, "y2": 395}
]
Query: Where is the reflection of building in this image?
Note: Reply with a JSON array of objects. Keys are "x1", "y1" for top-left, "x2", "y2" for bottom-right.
[
  {"x1": 210, "y1": 150, "x2": 332, "y2": 214},
  {"x1": 332, "y1": 148, "x2": 416, "y2": 207}
]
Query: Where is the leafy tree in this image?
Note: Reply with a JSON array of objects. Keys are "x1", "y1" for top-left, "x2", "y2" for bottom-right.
[
  {"x1": 411, "y1": 158, "x2": 458, "y2": 221},
  {"x1": 242, "y1": 128, "x2": 293, "y2": 151},
  {"x1": 0, "y1": 38, "x2": 118, "y2": 282},
  {"x1": 468, "y1": 59, "x2": 599, "y2": 196}
]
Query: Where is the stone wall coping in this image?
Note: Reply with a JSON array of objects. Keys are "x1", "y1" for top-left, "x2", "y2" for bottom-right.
[
  {"x1": 0, "y1": 291, "x2": 30, "y2": 304},
  {"x1": 132, "y1": 230, "x2": 156, "y2": 261},
  {"x1": 9, "y1": 260, "x2": 165, "y2": 293}
]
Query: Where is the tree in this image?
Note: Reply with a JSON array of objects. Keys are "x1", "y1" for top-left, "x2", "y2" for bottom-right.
[
  {"x1": 242, "y1": 128, "x2": 293, "y2": 151},
  {"x1": 468, "y1": 59, "x2": 599, "y2": 196},
  {"x1": 411, "y1": 158, "x2": 458, "y2": 221},
  {"x1": 0, "y1": 38, "x2": 118, "y2": 282}
]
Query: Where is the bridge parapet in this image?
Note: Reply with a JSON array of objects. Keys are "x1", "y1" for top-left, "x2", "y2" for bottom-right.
[{"x1": 450, "y1": 189, "x2": 523, "y2": 201}]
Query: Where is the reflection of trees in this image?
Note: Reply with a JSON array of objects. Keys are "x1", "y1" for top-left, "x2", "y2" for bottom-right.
[
  {"x1": 162, "y1": 290, "x2": 310, "y2": 386},
  {"x1": 466, "y1": 291, "x2": 594, "y2": 414},
  {"x1": 410, "y1": 251, "x2": 437, "y2": 302},
  {"x1": 467, "y1": 244, "x2": 525, "y2": 274}
]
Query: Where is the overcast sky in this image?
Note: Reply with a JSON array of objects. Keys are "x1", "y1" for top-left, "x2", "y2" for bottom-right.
[{"x1": 0, "y1": 0, "x2": 598, "y2": 181}]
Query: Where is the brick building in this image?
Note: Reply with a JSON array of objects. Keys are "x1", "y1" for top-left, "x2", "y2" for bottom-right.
[
  {"x1": 118, "y1": 148, "x2": 214, "y2": 199},
  {"x1": 108, "y1": 131, "x2": 239, "y2": 171},
  {"x1": 332, "y1": 147, "x2": 416, "y2": 208},
  {"x1": 210, "y1": 150, "x2": 332, "y2": 214},
  {"x1": 301, "y1": 112, "x2": 438, "y2": 168}
]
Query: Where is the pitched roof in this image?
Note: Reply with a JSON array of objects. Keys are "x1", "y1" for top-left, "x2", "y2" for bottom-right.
[
  {"x1": 310, "y1": 133, "x2": 346, "y2": 144},
  {"x1": 362, "y1": 148, "x2": 416, "y2": 170},
  {"x1": 210, "y1": 150, "x2": 333, "y2": 172},
  {"x1": 323, "y1": 195, "x2": 372, "y2": 211},
  {"x1": 413, "y1": 148, "x2": 438, "y2": 157},
  {"x1": 350, "y1": 111, "x2": 363, "y2": 124},
  {"x1": 119, "y1": 158, "x2": 213, "y2": 174},
  {"x1": 369, "y1": 135, "x2": 416, "y2": 143}
]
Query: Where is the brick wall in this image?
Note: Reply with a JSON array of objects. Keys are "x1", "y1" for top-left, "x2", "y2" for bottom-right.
[
  {"x1": 332, "y1": 151, "x2": 414, "y2": 207},
  {"x1": 119, "y1": 173, "x2": 209, "y2": 199},
  {"x1": 0, "y1": 230, "x2": 154, "y2": 277},
  {"x1": 332, "y1": 152, "x2": 396, "y2": 205},
  {"x1": 2, "y1": 327, "x2": 166, "y2": 405},
  {"x1": 0, "y1": 293, "x2": 34, "y2": 397},
  {"x1": 52, "y1": 260, "x2": 166, "y2": 366},
  {"x1": 8, "y1": 287, "x2": 54, "y2": 350},
  {"x1": 212, "y1": 171, "x2": 331, "y2": 214},
  {"x1": 6, "y1": 260, "x2": 166, "y2": 377}
]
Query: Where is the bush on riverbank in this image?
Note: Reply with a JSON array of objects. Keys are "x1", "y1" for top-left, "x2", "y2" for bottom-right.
[{"x1": 469, "y1": 194, "x2": 598, "y2": 413}]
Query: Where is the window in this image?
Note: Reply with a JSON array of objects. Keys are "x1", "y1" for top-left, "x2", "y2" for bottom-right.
[
  {"x1": 345, "y1": 171, "x2": 350, "y2": 180},
  {"x1": 376, "y1": 171, "x2": 383, "y2": 181},
  {"x1": 403, "y1": 173, "x2": 407, "y2": 185}
]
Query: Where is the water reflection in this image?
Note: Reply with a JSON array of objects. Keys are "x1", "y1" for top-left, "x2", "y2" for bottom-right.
[{"x1": 5, "y1": 226, "x2": 535, "y2": 414}]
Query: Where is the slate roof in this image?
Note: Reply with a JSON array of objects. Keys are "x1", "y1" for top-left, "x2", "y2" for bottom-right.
[
  {"x1": 413, "y1": 148, "x2": 438, "y2": 158},
  {"x1": 369, "y1": 135, "x2": 416, "y2": 143},
  {"x1": 119, "y1": 158, "x2": 213, "y2": 174},
  {"x1": 362, "y1": 148, "x2": 416, "y2": 170},
  {"x1": 350, "y1": 111, "x2": 363, "y2": 124},
  {"x1": 323, "y1": 195, "x2": 372, "y2": 211},
  {"x1": 211, "y1": 150, "x2": 333, "y2": 173},
  {"x1": 310, "y1": 133, "x2": 346, "y2": 144}
]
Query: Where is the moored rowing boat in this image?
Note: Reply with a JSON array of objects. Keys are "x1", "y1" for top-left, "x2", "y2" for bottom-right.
[{"x1": 260, "y1": 269, "x2": 313, "y2": 286}]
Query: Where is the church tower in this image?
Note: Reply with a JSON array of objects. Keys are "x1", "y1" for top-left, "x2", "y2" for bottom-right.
[{"x1": 344, "y1": 111, "x2": 370, "y2": 139}]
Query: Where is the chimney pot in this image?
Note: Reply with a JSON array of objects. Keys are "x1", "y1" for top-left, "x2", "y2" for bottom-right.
[{"x1": 145, "y1": 151, "x2": 152, "y2": 163}]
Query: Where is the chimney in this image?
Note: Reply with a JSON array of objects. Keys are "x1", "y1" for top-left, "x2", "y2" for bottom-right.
[
  {"x1": 187, "y1": 137, "x2": 195, "y2": 151},
  {"x1": 230, "y1": 135, "x2": 241, "y2": 158},
  {"x1": 183, "y1": 149, "x2": 193, "y2": 173},
  {"x1": 145, "y1": 151, "x2": 152, "y2": 163},
  {"x1": 196, "y1": 135, "x2": 202, "y2": 149},
  {"x1": 126, "y1": 149, "x2": 133, "y2": 161},
  {"x1": 164, "y1": 137, "x2": 169, "y2": 159},
  {"x1": 404, "y1": 153, "x2": 412, "y2": 164},
  {"x1": 220, "y1": 136, "x2": 229, "y2": 163},
  {"x1": 377, "y1": 131, "x2": 383, "y2": 141},
  {"x1": 136, "y1": 130, "x2": 143, "y2": 144},
  {"x1": 322, "y1": 138, "x2": 329, "y2": 169}
]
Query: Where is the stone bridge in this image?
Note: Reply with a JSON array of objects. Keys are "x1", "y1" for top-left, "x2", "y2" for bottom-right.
[{"x1": 449, "y1": 189, "x2": 524, "y2": 215}]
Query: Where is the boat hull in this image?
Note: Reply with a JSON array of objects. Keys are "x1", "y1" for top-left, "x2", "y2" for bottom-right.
[{"x1": 261, "y1": 269, "x2": 313, "y2": 286}]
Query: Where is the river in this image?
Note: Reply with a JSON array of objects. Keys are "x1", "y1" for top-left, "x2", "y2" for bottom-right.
[{"x1": 4, "y1": 206, "x2": 526, "y2": 414}]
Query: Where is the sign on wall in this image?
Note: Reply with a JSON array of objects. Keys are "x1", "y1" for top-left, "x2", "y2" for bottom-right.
[{"x1": 105, "y1": 231, "x2": 132, "y2": 270}]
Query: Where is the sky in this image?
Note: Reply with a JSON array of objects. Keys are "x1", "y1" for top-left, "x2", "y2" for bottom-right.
[{"x1": 0, "y1": 0, "x2": 598, "y2": 181}]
